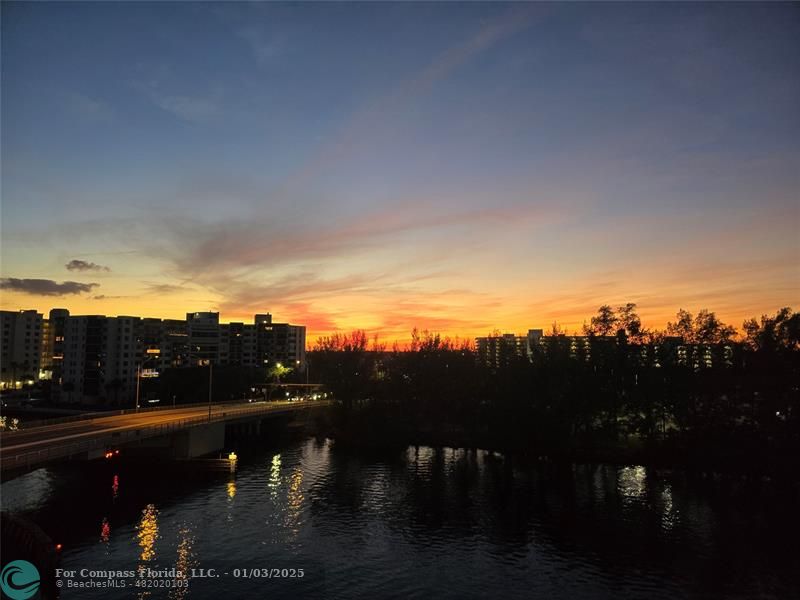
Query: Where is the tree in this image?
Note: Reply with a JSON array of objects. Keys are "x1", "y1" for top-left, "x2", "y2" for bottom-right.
[
  {"x1": 666, "y1": 309, "x2": 736, "y2": 344},
  {"x1": 586, "y1": 305, "x2": 618, "y2": 336},
  {"x1": 267, "y1": 363, "x2": 292, "y2": 383},
  {"x1": 693, "y1": 309, "x2": 736, "y2": 344},
  {"x1": 312, "y1": 330, "x2": 371, "y2": 406},
  {"x1": 315, "y1": 330, "x2": 369, "y2": 353},
  {"x1": 744, "y1": 307, "x2": 800, "y2": 351},
  {"x1": 617, "y1": 303, "x2": 645, "y2": 341},
  {"x1": 666, "y1": 309, "x2": 694, "y2": 341}
]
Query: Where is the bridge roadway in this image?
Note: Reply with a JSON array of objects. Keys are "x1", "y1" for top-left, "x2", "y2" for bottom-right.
[{"x1": 0, "y1": 399, "x2": 331, "y2": 472}]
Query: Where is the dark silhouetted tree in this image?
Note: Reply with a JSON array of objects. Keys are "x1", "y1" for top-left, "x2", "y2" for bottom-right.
[
  {"x1": 666, "y1": 309, "x2": 736, "y2": 343},
  {"x1": 586, "y1": 305, "x2": 618, "y2": 335},
  {"x1": 617, "y1": 303, "x2": 645, "y2": 341},
  {"x1": 743, "y1": 307, "x2": 800, "y2": 351}
]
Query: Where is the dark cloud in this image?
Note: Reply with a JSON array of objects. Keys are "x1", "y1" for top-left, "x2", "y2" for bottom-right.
[
  {"x1": 65, "y1": 259, "x2": 111, "y2": 272},
  {"x1": 0, "y1": 278, "x2": 99, "y2": 296},
  {"x1": 163, "y1": 202, "x2": 554, "y2": 279}
]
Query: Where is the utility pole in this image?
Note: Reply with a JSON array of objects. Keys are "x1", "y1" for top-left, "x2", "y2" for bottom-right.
[
  {"x1": 208, "y1": 361, "x2": 213, "y2": 422},
  {"x1": 135, "y1": 364, "x2": 141, "y2": 412}
]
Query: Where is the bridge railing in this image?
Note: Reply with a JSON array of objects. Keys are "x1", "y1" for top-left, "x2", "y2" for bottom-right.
[
  {"x1": 3, "y1": 395, "x2": 323, "y2": 431},
  {"x1": 1, "y1": 400, "x2": 331, "y2": 472}
]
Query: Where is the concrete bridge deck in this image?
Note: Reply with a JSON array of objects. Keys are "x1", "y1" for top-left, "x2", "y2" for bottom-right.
[{"x1": 0, "y1": 399, "x2": 331, "y2": 473}]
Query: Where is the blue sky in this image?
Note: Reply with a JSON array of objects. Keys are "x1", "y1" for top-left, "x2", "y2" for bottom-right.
[{"x1": 1, "y1": 1, "x2": 798, "y2": 340}]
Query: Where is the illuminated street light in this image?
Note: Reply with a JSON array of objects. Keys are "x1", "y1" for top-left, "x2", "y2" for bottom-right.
[{"x1": 135, "y1": 365, "x2": 141, "y2": 412}]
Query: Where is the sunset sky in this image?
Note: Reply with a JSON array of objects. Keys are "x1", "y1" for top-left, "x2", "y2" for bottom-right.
[{"x1": 1, "y1": 2, "x2": 798, "y2": 343}]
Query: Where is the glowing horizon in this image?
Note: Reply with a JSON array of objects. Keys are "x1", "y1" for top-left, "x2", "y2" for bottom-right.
[{"x1": 0, "y1": 296, "x2": 793, "y2": 347}]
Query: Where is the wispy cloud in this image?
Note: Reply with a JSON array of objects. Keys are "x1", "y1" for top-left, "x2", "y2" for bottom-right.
[
  {"x1": 142, "y1": 282, "x2": 189, "y2": 295},
  {"x1": 65, "y1": 91, "x2": 114, "y2": 121},
  {"x1": 66, "y1": 259, "x2": 111, "y2": 272},
  {"x1": 0, "y1": 278, "x2": 99, "y2": 296},
  {"x1": 151, "y1": 94, "x2": 217, "y2": 122},
  {"x1": 276, "y1": 4, "x2": 545, "y2": 195},
  {"x1": 237, "y1": 26, "x2": 285, "y2": 65},
  {"x1": 130, "y1": 70, "x2": 218, "y2": 123}
]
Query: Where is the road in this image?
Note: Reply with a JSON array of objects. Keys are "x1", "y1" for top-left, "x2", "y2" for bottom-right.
[{"x1": 0, "y1": 399, "x2": 330, "y2": 470}]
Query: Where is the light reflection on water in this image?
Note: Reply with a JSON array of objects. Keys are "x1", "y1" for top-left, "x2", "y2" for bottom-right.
[
  {"x1": 170, "y1": 526, "x2": 195, "y2": 600},
  {"x1": 1, "y1": 438, "x2": 798, "y2": 599},
  {"x1": 100, "y1": 517, "x2": 111, "y2": 545},
  {"x1": 135, "y1": 504, "x2": 159, "y2": 600},
  {"x1": 618, "y1": 465, "x2": 647, "y2": 502},
  {"x1": 136, "y1": 504, "x2": 159, "y2": 562},
  {"x1": 268, "y1": 453, "x2": 281, "y2": 498},
  {"x1": 660, "y1": 483, "x2": 679, "y2": 532}
]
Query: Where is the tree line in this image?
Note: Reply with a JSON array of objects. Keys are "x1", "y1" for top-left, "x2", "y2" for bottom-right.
[{"x1": 309, "y1": 305, "x2": 800, "y2": 477}]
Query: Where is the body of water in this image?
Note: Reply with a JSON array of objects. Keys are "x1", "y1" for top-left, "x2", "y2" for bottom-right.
[{"x1": 2, "y1": 437, "x2": 798, "y2": 599}]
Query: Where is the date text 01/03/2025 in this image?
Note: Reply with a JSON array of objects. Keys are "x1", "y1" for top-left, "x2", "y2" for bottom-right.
[{"x1": 192, "y1": 568, "x2": 306, "y2": 579}]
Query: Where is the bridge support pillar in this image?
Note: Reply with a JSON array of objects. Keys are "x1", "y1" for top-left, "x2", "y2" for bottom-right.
[{"x1": 172, "y1": 422, "x2": 226, "y2": 458}]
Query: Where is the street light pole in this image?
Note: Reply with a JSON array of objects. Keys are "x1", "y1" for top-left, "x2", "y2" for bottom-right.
[
  {"x1": 207, "y1": 361, "x2": 213, "y2": 422},
  {"x1": 135, "y1": 364, "x2": 141, "y2": 412}
]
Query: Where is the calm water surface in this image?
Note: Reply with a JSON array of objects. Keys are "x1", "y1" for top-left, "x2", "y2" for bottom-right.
[{"x1": 3, "y1": 437, "x2": 798, "y2": 599}]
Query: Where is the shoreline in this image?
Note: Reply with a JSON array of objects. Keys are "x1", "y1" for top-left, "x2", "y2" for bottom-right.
[{"x1": 323, "y1": 423, "x2": 800, "y2": 485}]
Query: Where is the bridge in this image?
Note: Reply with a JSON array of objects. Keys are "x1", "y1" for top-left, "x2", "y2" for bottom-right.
[{"x1": 0, "y1": 398, "x2": 331, "y2": 478}]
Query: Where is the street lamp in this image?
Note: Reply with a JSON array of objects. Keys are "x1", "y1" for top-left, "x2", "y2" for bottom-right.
[
  {"x1": 135, "y1": 364, "x2": 141, "y2": 412},
  {"x1": 263, "y1": 359, "x2": 270, "y2": 402},
  {"x1": 207, "y1": 360, "x2": 213, "y2": 422}
]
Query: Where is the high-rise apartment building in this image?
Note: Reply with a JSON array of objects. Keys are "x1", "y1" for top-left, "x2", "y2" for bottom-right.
[
  {"x1": 0, "y1": 309, "x2": 44, "y2": 388},
  {"x1": 62, "y1": 315, "x2": 108, "y2": 402},
  {"x1": 9, "y1": 309, "x2": 307, "y2": 404},
  {"x1": 187, "y1": 312, "x2": 221, "y2": 366},
  {"x1": 254, "y1": 313, "x2": 306, "y2": 370}
]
